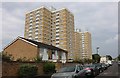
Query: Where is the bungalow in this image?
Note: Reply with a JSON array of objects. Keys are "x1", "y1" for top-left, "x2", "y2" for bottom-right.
[{"x1": 3, "y1": 37, "x2": 68, "y2": 63}]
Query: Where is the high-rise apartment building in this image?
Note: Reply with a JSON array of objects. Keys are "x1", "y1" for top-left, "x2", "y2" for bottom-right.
[
  {"x1": 74, "y1": 31, "x2": 92, "y2": 60},
  {"x1": 24, "y1": 6, "x2": 75, "y2": 59},
  {"x1": 74, "y1": 31, "x2": 82, "y2": 61},
  {"x1": 82, "y1": 31, "x2": 92, "y2": 59},
  {"x1": 25, "y1": 7, "x2": 52, "y2": 45}
]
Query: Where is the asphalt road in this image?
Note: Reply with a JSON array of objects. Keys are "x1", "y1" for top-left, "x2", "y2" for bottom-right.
[
  {"x1": 0, "y1": 61, "x2": 1, "y2": 78},
  {"x1": 95, "y1": 62, "x2": 120, "y2": 78}
]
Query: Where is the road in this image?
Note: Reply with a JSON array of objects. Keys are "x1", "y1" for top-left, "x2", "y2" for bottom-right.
[
  {"x1": 0, "y1": 61, "x2": 1, "y2": 78},
  {"x1": 95, "y1": 62, "x2": 120, "y2": 78}
]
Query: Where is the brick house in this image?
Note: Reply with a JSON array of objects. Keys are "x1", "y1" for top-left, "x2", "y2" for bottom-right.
[{"x1": 3, "y1": 37, "x2": 68, "y2": 63}]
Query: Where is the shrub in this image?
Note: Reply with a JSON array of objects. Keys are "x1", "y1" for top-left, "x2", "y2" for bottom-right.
[
  {"x1": 73, "y1": 59, "x2": 83, "y2": 63},
  {"x1": 18, "y1": 64, "x2": 38, "y2": 78},
  {"x1": 16, "y1": 58, "x2": 23, "y2": 62},
  {"x1": 16, "y1": 57, "x2": 31, "y2": 62},
  {"x1": 34, "y1": 56, "x2": 42, "y2": 63},
  {"x1": 43, "y1": 62, "x2": 55, "y2": 74},
  {"x1": 2, "y1": 52, "x2": 13, "y2": 62},
  {"x1": 84, "y1": 59, "x2": 93, "y2": 64}
]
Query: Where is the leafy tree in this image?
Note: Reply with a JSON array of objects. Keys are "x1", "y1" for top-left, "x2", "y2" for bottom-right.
[
  {"x1": 106, "y1": 55, "x2": 112, "y2": 60},
  {"x1": 118, "y1": 55, "x2": 120, "y2": 61},
  {"x1": 92, "y1": 54, "x2": 101, "y2": 63},
  {"x1": 2, "y1": 52, "x2": 13, "y2": 62}
]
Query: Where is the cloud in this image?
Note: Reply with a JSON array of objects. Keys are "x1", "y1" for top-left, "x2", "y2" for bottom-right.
[
  {"x1": 1, "y1": 2, "x2": 118, "y2": 58},
  {"x1": 1, "y1": 0, "x2": 119, "y2": 2},
  {"x1": 0, "y1": 3, "x2": 2, "y2": 51},
  {"x1": 105, "y1": 34, "x2": 118, "y2": 44},
  {"x1": 2, "y1": 7, "x2": 24, "y2": 48}
]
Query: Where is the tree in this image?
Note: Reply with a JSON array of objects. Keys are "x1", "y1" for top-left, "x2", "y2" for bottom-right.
[
  {"x1": 106, "y1": 55, "x2": 112, "y2": 60},
  {"x1": 2, "y1": 52, "x2": 13, "y2": 62},
  {"x1": 118, "y1": 55, "x2": 120, "y2": 61},
  {"x1": 92, "y1": 54, "x2": 101, "y2": 63}
]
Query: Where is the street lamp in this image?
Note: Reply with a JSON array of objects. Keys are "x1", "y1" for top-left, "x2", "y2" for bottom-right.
[{"x1": 96, "y1": 46, "x2": 100, "y2": 54}]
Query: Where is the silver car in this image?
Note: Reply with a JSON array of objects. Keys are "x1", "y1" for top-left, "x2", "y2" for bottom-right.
[{"x1": 51, "y1": 64, "x2": 87, "y2": 78}]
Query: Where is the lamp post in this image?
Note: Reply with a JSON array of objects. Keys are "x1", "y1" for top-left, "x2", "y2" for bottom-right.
[{"x1": 96, "y1": 46, "x2": 100, "y2": 54}]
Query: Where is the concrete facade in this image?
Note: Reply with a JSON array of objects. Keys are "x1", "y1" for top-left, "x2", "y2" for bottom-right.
[
  {"x1": 83, "y1": 32, "x2": 92, "y2": 59},
  {"x1": 24, "y1": 6, "x2": 75, "y2": 60},
  {"x1": 74, "y1": 32, "x2": 82, "y2": 60},
  {"x1": 74, "y1": 31, "x2": 92, "y2": 60}
]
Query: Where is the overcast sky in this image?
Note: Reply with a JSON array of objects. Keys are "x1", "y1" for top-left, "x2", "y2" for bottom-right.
[{"x1": 1, "y1": 2, "x2": 118, "y2": 58}]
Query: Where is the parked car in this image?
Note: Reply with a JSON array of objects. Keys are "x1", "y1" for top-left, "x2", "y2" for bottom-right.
[
  {"x1": 83, "y1": 64, "x2": 99, "y2": 77},
  {"x1": 101, "y1": 63, "x2": 108, "y2": 70},
  {"x1": 93, "y1": 63, "x2": 104, "y2": 73},
  {"x1": 107, "y1": 60, "x2": 113, "y2": 66},
  {"x1": 51, "y1": 64, "x2": 87, "y2": 78},
  {"x1": 118, "y1": 61, "x2": 120, "y2": 65},
  {"x1": 105, "y1": 62, "x2": 110, "y2": 67}
]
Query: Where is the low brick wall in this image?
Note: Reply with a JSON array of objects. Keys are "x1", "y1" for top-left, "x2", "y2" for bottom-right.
[
  {"x1": 2, "y1": 62, "x2": 44, "y2": 77},
  {"x1": 2, "y1": 62, "x2": 79, "y2": 77}
]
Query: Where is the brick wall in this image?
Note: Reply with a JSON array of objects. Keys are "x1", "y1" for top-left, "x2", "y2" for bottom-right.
[
  {"x1": 4, "y1": 39, "x2": 38, "y2": 61},
  {"x1": 2, "y1": 62, "x2": 44, "y2": 77},
  {"x1": 2, "y1": 62, "x2": 79, "y2": 77}
]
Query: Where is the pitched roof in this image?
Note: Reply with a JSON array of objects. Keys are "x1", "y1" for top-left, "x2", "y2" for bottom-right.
[
  {"x1": 20, "y1": 37, "x2": 68, "y2": 53},
  {"x1": 3, "y1": 36, "x2": 38, "y2": 50}
]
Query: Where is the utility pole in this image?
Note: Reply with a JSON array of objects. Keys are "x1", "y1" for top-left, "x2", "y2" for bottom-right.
[{"x1": 96, "y1": 46, "x2": 100, "y2": 54}]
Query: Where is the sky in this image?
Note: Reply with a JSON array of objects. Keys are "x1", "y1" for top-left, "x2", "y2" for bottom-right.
[{"x1": 1, "y1": 2, "x2": 118, "y2": 58}]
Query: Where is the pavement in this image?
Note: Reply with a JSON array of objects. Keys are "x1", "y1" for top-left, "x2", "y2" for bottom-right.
[
  {"x1": 0, "y1": 61, "x2": 2, "y2": 78},
  {"x1": 95, "y1": 62, "x2": 120, "y2": 78}
]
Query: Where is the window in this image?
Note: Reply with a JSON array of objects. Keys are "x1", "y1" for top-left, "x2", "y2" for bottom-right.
[
  {"x1": 36, "y1": 10, "x2": 40, "y2": 14},
  {"x1": 30, "y1": 23, "x2": 32, "y2": 25},
  {"x1": 36, "y1": 14, "x2": 40, "y2": 17},
  {"x1": 56, "y1": 20, "x2": 59, "y2": 23},
  {"x1": 35, "y1": 27, "x2": 38, "y2": 29},
  {"x1": 29, "y1": 37, "x2": 32, "y2": 39},
  {"x1": 35, "y1": 32, "x2": 38, "y2": 35},
  {"x1": 56, "y1": 35, "x2": 59, "y2": 37},
  {"x1": 29, "y1": 30, "x2": 32, "y2": 33},
  {"x1": 36, "y1": 21, "x2": 39, "y2": 24},
  {"x1": 56, "y1": 28, "x2": 59, "y2": 30},
  {"x1": 56, "y1": 39, "x2": 59, "y2": 41},
  {"x1": 56, "y1": 30, "x2": 59, "y2": 32},
  {"x1": 56, "y1": 18, "x2": 59, "y2": 20},
  {"x1": 29, "y1": 26, "x2": 32, "y2": 29},
  {"x1": 56, "y1": 43, "x2": 59, "y2": 45},
  {"x1": 35, "y1": 38, "x2": 38, "y2": 41},
  {"x1": 36, "y1": 18, "x2": 39, "y2": 21},
  {"x1": 56, "y1": 33, "x2": 59, "y2": 36},
  {"x1": 30, "y1": 16, "x2": 33, "y2": 20},
  {"x1": 56, "y1": 37, "x2": 59, "y2": 39},
  {"x1": 56, "y1": 24, "x2": 59, "y2": 26},
  {"x1": 56, "y1": 32, "x2": 59, "y2": 34},
  {"x1": 30, "y1": 20, "x2": 33, "y2": 23}
]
